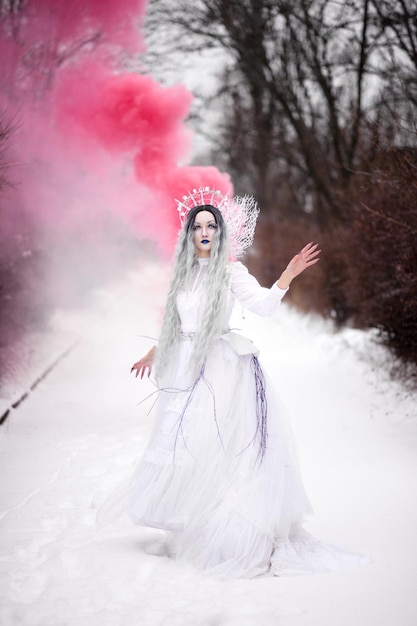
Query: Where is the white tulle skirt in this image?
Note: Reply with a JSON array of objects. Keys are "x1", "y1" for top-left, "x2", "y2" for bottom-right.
[{"x1": 124, "y1": 335, "x2": 367, "y2": 578}]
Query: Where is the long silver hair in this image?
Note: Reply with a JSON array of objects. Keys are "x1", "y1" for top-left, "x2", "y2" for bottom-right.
[{"x1": 154, "y1": 205, "x2": 231, "y2": 380}]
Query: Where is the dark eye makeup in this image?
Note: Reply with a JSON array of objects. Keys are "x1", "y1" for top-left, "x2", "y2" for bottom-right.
[{"x1": 193, "y1": 222, "x2": 217, "y2": 230}]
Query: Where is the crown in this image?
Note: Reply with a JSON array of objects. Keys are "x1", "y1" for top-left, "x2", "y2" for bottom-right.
[
  {"x1": 176, "y1": 186, "x2": 227, "y2": 223},
  {"x1": 175, "y1": 186, "x2": 260, "y2": 258}
]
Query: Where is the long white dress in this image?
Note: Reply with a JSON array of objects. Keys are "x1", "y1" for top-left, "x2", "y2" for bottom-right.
[{"x1": 126, "y1": 258, "x2": 367, "y2": 577}]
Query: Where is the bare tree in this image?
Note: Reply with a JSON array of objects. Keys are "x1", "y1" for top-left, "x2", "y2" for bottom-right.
[
  {"x1": 144, "y1": 0, "x2": 416, "y2": 223},
  {"x1": 0, "y1": 114, "x2": 14, "y2": 193},
  {"x1": 143, "y1": 1, "x2": 417, "y2": 374}
]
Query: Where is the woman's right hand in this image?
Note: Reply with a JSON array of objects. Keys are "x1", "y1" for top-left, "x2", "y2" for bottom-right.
[{"x1": 131, "y1": 346, "x2": 156, "y2": 379}]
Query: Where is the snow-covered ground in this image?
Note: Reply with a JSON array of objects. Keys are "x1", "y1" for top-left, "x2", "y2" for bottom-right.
[{"x1": 1, "y1": 259, "x2": 416, "y2": 626}]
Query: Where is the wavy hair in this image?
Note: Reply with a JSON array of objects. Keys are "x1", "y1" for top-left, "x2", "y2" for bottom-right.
[{"x1": 154, "y1": 205, "x2": 231, "y2": 380}]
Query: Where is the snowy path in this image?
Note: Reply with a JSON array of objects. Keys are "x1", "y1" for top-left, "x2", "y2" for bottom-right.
[{"x1": 1, "y1": 261, "x2": 417, "y2": 626}]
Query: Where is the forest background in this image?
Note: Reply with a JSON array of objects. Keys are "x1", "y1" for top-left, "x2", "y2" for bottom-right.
[{"x1": 1, "y1": 0, "x2": 416, "y2": 389}]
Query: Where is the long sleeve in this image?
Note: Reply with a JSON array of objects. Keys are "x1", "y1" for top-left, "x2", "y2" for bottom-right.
[{"x1": 230, "y1": 261, "x2": 288, "y2": 316}]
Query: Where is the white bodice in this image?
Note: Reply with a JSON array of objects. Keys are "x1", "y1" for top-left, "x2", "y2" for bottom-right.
[{"x1": 176, "y1": 258, "x2": 288, "y2": 334}]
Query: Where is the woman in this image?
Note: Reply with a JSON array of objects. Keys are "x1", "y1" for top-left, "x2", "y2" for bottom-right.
[{"x1": 128, "y1": 188, "x2": 362, "y2": 578}]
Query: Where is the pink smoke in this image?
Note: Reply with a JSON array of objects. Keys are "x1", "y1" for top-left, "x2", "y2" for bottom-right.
[
  {"x1": 1, "y1": 0, "x2": 146, "y2": 106},
  {"x1": 1, "y1": 0, "x2": 231, "y2": 253},
  {"x1": 0, "y1": 0, "x2": 232, "y2": 380},
  {"x1": 54, "y1": 60, "x2": 231, "y2": 250}
]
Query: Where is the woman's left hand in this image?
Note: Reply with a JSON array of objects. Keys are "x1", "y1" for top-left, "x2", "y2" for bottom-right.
[
  {"x1": 286, "y1": 242, "x2": 321, "y2": 279},
  {"x1": 276, "y1": 242, "x2": 320, "y2": 289}
]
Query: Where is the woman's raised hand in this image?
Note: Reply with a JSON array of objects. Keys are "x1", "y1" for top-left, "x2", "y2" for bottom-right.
[
  {"x1": 277, "y1": 242, "x2": 320, "y2": 290},
  {"x1": 286, "y1": 242, "x2": 321, "y2": 279},
  {"x1": 131, "y1": 346, "x2": 156, "y2": 379}
]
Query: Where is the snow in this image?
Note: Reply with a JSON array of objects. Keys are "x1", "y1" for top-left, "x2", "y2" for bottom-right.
[{"x1": 1, "y1": 259, "x2": 417, "y2": 626}]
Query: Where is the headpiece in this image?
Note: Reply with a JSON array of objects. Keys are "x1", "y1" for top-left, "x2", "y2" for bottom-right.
[{"x1": 175, "y1": 186, "x2": 259, "y2": 257}]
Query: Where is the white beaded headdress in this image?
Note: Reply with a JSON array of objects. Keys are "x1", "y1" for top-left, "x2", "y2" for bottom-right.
[{"x1": 175, "y1": 186, "x2": 260, "y2": 257}]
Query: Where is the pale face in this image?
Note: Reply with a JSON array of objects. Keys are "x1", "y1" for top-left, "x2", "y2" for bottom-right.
[{"x1": 192, "y1": 210, "x2": 218, "y2": 258}]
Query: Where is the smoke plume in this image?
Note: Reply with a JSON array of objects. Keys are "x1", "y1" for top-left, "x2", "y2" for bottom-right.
[{"x1": 0, "y1": 0, "x2": 231, "y2": 382}]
